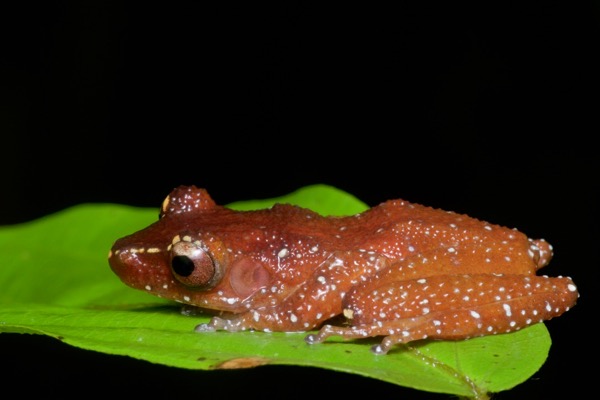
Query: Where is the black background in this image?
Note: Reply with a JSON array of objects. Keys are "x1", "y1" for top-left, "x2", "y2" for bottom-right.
[{"x1": 1, "y1": 2, "x2": 596, "y2": 398}]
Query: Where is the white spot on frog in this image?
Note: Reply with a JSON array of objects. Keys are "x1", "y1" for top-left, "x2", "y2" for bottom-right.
[{"x1": 278, "y1": 248, "x2": 289, "y2": 258}]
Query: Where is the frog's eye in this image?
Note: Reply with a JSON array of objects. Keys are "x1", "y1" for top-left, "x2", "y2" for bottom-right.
[{"x1": 170, "y1": 241, "x2": 222, "y2": 289}]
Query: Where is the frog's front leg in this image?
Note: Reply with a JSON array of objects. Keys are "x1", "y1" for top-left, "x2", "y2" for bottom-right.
[
  {"x1": 306, "y1": 274, "x2": 578, "y2": 354},
  {"x1": 195, "y1": 251, "x2": 390, "y2": 333}
]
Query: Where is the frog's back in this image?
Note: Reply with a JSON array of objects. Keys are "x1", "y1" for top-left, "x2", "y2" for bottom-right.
[{"x1": 337, "y1": 199, "x2": 545, "y2": 276}]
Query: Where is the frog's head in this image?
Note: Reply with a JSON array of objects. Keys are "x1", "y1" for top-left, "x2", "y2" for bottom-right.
[{"x1": 108, "y1": 186, "x2": 274, "y2": 311}]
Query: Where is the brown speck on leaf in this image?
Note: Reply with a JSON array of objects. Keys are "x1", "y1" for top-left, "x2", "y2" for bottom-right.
[{"x1": 213, "y1": 357, "x2": 271, "y2": 369}]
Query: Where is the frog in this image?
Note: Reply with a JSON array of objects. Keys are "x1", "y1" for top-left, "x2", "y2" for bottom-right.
[{"x1": 108, "y1": 185, "x2": 579, "y2": 354}]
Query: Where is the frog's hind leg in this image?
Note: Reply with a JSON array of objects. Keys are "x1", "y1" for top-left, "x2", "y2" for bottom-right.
[{"x1": 306, "y1": 273, "x2": 578, "y2": 354}]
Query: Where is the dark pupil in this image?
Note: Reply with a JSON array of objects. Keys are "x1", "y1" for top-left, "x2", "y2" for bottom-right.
[{"x1": 172, "y1": 255, "x2": 195, "y2": 277}]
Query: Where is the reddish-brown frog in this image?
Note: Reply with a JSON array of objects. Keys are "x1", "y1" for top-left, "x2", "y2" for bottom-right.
[{"x1": 108, "y1": 186, "x2": 578, "y2": 354}]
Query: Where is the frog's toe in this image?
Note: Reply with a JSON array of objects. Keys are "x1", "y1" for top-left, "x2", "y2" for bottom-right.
[
  {"x1": 305, "y1": 324, "x2": 373, "y2": 346},
  {"x1": 194, "y1": 316, "x2": 233, "y2": 332},
  {"x1": 370, "y1": 343, "x2": 387, "y2": 355},
  {"x1": 529, "y1": 238, "x2": 554, "y2": 269},
  {"x1": 304, "y1": 333, "x2": 321, "y2": 344},
  {"x1": 194, "y1": 322, "x2": 217, "y2": 332},
  {"x1": 370, "y1": 335, "x2": 409, "y2": 355},
  {"x1": 304, "y1": 325, "x2": 337, "y2": 344}
]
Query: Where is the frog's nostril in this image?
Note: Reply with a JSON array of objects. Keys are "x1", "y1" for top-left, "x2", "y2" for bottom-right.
[
  {"x1": 108, "y1": 247, "x2": 139, "y2": 276},
  {"x1": 108, "y1": 248, "x2": 125, "y2": 274}
]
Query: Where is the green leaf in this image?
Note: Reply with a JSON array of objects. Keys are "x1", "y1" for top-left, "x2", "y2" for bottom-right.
[{"x1": 0, "y1": 184, "x2": 551, "y2": 399}]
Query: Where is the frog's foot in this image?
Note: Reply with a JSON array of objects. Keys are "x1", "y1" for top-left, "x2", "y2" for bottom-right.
[
  {"x1": 194, "y1": 315, "x2": 247, "y2": 332},
  {"x1": 305, "y1": 325, "x2": 372, "y2": 346},
  {"x1": 304, "y1": 322, "x2": 421, "y2": 355}
]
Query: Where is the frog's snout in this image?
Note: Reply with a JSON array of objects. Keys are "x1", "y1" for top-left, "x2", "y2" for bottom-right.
[
  {"x1": 108, "y1": 241, "x2": 174, "y2": 293},
  {"x1": 107, "y1": 245, "x2": 132, "y2": 281},
  {"x1": 108, "y1": 244, "x2": 148, "y2": 287}
]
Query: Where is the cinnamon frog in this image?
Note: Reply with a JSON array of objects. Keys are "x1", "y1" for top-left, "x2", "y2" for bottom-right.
[{"x1": 108, "y1": 186, "x2": 579, "y2": 354}]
